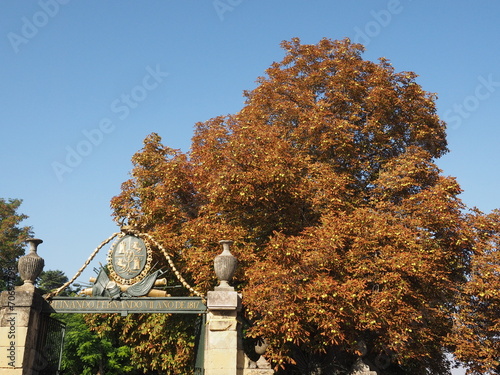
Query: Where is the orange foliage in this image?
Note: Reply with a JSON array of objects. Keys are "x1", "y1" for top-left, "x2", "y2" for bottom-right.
[
  {"x1": 100, "y1": 38, "x2": 499, "y2": 374},
  {"x1": 450, "y1": 210, "x2": 500, "y2": 375}
]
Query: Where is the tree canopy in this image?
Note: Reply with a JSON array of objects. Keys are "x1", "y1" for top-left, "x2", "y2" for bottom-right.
[{"x1": 104, "y1": 38, "x2": 499, "y2": 374}]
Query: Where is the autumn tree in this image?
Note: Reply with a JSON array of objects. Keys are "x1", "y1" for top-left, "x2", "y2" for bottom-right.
[
  {"x1": 103, "y1": 38, "x2": 495, "y2": 374},
  {"x1": 450, "y1": 210, "x2": 500, "y2": 374},
  {"x1": 0, "y1": 198, "x2": 33, "y2": 290}
]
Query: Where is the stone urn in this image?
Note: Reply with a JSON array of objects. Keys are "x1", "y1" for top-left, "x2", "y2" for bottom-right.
[
  {"x1": 255, "y1": 338, "x2": 269, "y2": 355},
  {"x1": 214, "y1": 240, "x2": 237, "y2": 289},
  {"x1": 253, "y1": 338, "x2": 272, "y2": 369},
  {"x1": 18, "y1": 238, "x2": 45, "y2": 285}
]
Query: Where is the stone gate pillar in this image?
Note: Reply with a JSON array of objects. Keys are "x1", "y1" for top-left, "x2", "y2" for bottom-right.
[
  {"x1": 0, "y1": 285, "x2": 49, "y2": 374},
  {"x1": 204, "y1": 240, "x2": 274, "y2": 375},
  {"x1": 205, "y1": 288, "x2": 243, "y2": 375},
  {"x1": 204, "y1": 240, "x2": 243, "y2": 375},
  {"x1": 0, "y1": 239, "x2": 48, "y2": 375}
]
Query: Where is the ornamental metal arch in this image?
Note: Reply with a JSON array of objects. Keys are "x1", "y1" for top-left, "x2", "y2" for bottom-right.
[
  {"x1": 2, "y1": 234, "x2": 256, "y2": 375},
  {"x1": 40, "y1": 227, "x2": 211, "y2": 374},
  {"x1": 46, "y1": 228, "x2": 208, "y2": 314}
]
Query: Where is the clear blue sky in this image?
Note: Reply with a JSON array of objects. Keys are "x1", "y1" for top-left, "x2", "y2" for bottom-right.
[{"x1": 1, "y1": 2, "x2": 499, "y2": 371}]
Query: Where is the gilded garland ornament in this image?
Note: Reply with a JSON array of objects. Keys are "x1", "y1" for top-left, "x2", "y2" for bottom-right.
[{"x1": 107, "y1": 234, "x2": 153, "y2": 285}]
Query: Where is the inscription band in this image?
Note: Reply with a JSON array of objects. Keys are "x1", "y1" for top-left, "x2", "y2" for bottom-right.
[{"x1": 49, "y1": 297, "x2": 206, "y2": 316}]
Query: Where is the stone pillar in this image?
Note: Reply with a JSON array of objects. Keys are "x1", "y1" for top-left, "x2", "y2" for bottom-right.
[
  {"x1": 205, "y1": 240, "x2": 274, "y2": 375},
  {"x1": 204, "y1": 240, "x2": 242, "y2": 375},
  {"x1": 0, "y1": 238, "x2": 47, "y2": 375},
  {"x1": 0, "y1": 284, "x2": 48, "y2": 375},
  {"x1": 205, "y1": 288, "x2": 274, "y2": 375},
  {"x1": 205, "y1": 289, "x2": 243, "y2": 375}
]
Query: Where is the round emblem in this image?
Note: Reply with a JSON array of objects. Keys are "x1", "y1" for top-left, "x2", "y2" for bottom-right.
[{"x1": 107, "y1": 235, "x2": 152, "y2": 285}]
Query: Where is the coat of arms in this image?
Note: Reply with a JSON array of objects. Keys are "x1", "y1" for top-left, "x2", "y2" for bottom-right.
[{"x1": 107, "y1": 234, "x2": 153, "y2": 285}]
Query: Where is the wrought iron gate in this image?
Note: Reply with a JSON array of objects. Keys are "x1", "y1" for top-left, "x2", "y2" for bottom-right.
[{"x1": 36, "y1": 314, "x2": 66, "y2": 375}]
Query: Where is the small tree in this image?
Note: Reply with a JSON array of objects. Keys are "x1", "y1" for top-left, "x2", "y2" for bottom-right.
[
  {"x1": 0, "y1": 198, "x2": 33, "y2": 290},
  {"x1": 58, "y1": 313, "x2": 136, "y2": 375},
  {"x1": 37, "y1": 269, "x2": 78, "y2": 296}
]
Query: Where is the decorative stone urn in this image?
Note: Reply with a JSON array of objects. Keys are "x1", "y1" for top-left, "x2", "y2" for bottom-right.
[
  {"x1": 18, "y1": 238, "x2": 45, "y2": 285},
  {"x1": 255, "y1": 338, "x2": 269, "y2": 356},
  {"x1": 214, "y1": 240, "x2": 237, "y2": 289},
  {"x1": 248, "y1": 338, "x2": 273, "y2": 371}
]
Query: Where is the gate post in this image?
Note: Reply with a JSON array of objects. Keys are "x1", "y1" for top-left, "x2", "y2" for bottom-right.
[
  {"x1": 205, "y1": 288, "x2": 243, "y2": 375},
  {"x1": 204, "y1": 240, "x2": 244, "y2": 375},
  {"x1": 0, "y1": 238, "x2": 50, "y2": 375},
  {"x1": 0, "y1": 284, "x2": 49, "y2": 374},
  {"x1": 205, "y1": 240, "x2": 274, "y2": 375}
]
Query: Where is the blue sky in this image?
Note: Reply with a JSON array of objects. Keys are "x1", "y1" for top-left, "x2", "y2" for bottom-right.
[{"x1": 1, "y1": 2, "x2": 499, "y2": 370}]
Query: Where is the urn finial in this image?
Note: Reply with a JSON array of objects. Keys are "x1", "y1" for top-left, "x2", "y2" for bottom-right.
[
  {"x1": 214, "y1": 240, "x2": 237, "y2": 290},
  {"x1": 18, "y1": 238, "x2": 45, "y2": 285}
]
